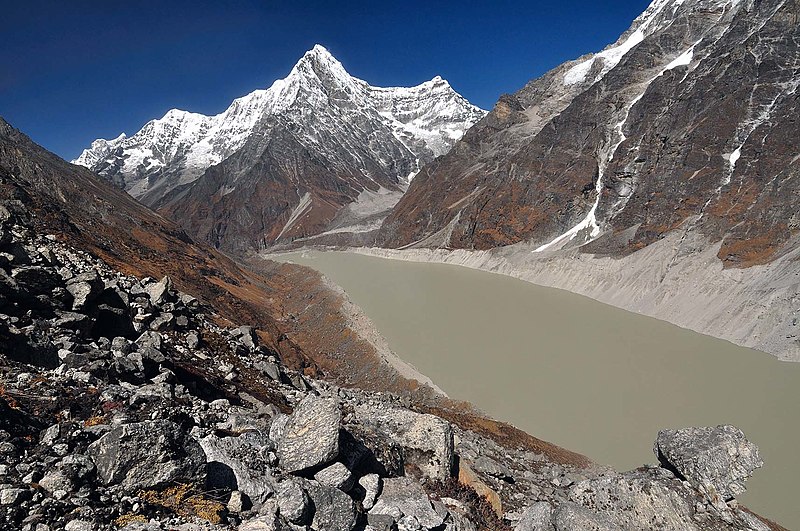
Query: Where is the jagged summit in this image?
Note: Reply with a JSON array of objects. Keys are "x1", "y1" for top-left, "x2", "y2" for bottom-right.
[{"x1": 72, "y1": 45, "x2": 485, "y2": 209}]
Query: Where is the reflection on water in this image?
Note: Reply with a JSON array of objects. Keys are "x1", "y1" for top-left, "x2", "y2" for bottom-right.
[{"x1": 275, "y1": 251, "x2": 799, "y2": 527}]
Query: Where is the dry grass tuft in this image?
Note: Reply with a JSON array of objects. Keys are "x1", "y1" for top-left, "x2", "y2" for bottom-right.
[
  {"x1": 139, "y1": 483, "x2": 226, "y2": 524},
  {"x1": 113, "y1": 514, "x2": 148, "y2": 527}
]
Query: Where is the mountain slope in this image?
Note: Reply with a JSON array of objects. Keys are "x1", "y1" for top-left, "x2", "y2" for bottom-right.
[
  {"x1": 371, "y1": 0, "x2": 800, "y2": 361},
  {"x1": 74, "y1": 46, "x2": 485, "y2": 251},
  {"x1": 0, "y1": 116, "x2": 453, "y2": 397},
  {"x1": 378, "y1": 0, "x2": 799, "y2": 269}
]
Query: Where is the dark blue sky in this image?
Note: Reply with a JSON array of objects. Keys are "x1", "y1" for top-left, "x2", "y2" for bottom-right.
[{"x1": 1, "y1": 0, "x2": 650, "y2": 160}]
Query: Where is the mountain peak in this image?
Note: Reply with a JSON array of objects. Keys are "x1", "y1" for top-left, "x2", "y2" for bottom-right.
[{"x1": 291, "y1": 44, "x2": 351, "y2": 83}]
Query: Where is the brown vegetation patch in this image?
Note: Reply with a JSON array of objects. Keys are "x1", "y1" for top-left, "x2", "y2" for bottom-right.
[
  {"x1": 420, "y1": 405, "x2": 591, "y2": 469},
  {"x1": 426, "y1": 478, "x2": 512, "y2": 531},
  {"x1": 139, "y1": 483, "x2": 226, "y2": 524}
]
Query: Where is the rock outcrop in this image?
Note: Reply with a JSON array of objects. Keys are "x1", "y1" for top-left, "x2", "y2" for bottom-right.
[{"x1": 654, "y1": 425, "x2": 763, "y2": 503}]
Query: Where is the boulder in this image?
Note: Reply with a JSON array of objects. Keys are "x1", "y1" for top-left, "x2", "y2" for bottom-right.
[
  {"x1": 359, "y1": 473, "x2": 381, "y2": 510},
  {"x1": 87, "y1": 420, "x2": 205, "y2": 490},
  {"x1": 515, "y1": 502, "x2": 554, "y2": 531},
  {"x1": 654, "y1": 425, "x2": 762, "y2": 502},
  {"x1": 313, "y1": 461, "x2": 354, "y2": 491},
  {"x1": 276, "y1": 395, "x2": 340, "y2": 473},
  {"x1": 200, "y1": 431, "x2": 276, "y2": 507},
  {"x1": 353, "y1": 404, "x2": 453, "y2": 480},
  {"x1": 12, "y1": 266, "x2": 62, "y2": 295},
  {"x1": 303, "y1": 480, "x2": 357, "y2": 531},
  {"x1": 145, "y1": 276, "x2": 173, "y2": 306},
  {"x1": 66, "y1": 271, "x2": 104, "y2": 310},
  {"x1": 275, "y1": 479, "x2": 308, "y2": 524},
  {"x1": 369, "y1": 477, "x2": 445, "y2": 529}
]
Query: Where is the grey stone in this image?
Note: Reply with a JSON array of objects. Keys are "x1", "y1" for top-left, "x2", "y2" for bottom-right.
[
  {"x1": 369, "y1": 477, "x2": 444, "y2": 529},
  {"x1": 276, "y1": 479, "x2": 307, "y2": 524},
  {"x1": 87, "y1": 420, "x2": 205, "y2": 490},
  {"x1": 135, "y1": 331, "x2": 162, "y2": 350},
  {"x1": 228, "y1": 490, "x2": 249, "y2": 513},
  {"x1": 354, "y1": 404, "x2": 454, "y2": 480},
  {"x1": 64, "y1": 520, "x2": 94, "y2": 531},
  {"x1": 39, "y1": 469, "x2": 75, "y2": 495},
  {"x1": 277, "y1": 395, "x2": 340, "y2": 473},
  {"x1": 236, "y1": 326, "x2": 257, "y2": 349},
  {"x1": 359, "y1": 473, "x2": 381, "y2": 510},
  {"x1": 239, "y1": 513, "x2": 279, "y2": 531},
  {"x1": 314, "y1": 461, "x2": 353, "y2": 491},
  {"x1": 654, "y1": 425, "x2": 762, "y2": 502},
  {"x1": 515, "y1": 502, "x2": 554, "y2": 531},
  {"x1": 149, "y1": 313, "x2": 175, "y2": 331},
  {"x1": 200, "y1": 431, "x2": 276, "y2": 507},
  {"x1": 0, "y1": 487, "x2": 30, "y2": 505},
  {"x1": 66, "y1": 271, "x2": 104, "y2": 310},
  {"x1": 552, "y1": 503, "x2": 615, "y2": 531},
  {"x1": 303, "y1": 480, "x2": 357, "y2": 531},
  {"x1": 474, "y1": 455, "x2": 512, "y2": 481},
  {"x1": 367, "y1": 513, "x2": 396, "y2": 530},
  {"x1": 60, "y1": 454, "x2": 96, "y2": 480},
  {"x1": 255, "y1": 360, "x2": 281, "y2": 381},
  {"x1": 268, "y1": 414, "x2": 289, "y2": 444},
  {"x1": 139, "y1": 346, "x2": 166, "y2": 364},
  {"x1": 40, "y1": 424, "x2": 62, "y2": 446},
  {"x1": 111, "y1": 336, "x2": 134, "y2": 354},
  {"x1": 145, "y1": 276, "x2": 173, "y2": 305},
  {"x1": 53, "y1": 311, "x2": 91, "y2": 333}
]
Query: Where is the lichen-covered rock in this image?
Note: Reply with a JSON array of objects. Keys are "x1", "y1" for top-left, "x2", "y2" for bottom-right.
[
  {"x1": 369, "y1": 477, "x2": 445, "y2": 529},
  {"x1": 654, "y1": 425, "x2": 762, "y2": 502},
  {"x1": 303, "y1": 479, "x2": 357, "y2": 531},
  {"x1": 277, "y1": 395, "x2": 340, "y2": 473},
  {"x1": 515, "y1": 502, "x2": 554, "y2": 531},
  {"x1": 314, "y1": 461, "x2": 353, "y2": 491},
  {"x1": 359, "y1": 473, "x2": 381, "y2": 510},
  {"x1": 353, "y1": 404, "x2": 453, "y2": 480},
  {"x1": 275, "y1": 479, "x2": 307, "y2": 524},
  {"x1": 88, "y1": 420, "x2": 205, "y2": 490},
  {"x1": 200, "y1": 431, "x2": 276, "y2": 507}
]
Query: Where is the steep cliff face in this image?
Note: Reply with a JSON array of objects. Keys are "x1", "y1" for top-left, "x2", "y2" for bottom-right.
[
  {"x1": 378, "y1": 0, "x2": 799, "y2": 269},
  {"x1": 74, "y1": 46, "x2": 485, "y2": 252}
]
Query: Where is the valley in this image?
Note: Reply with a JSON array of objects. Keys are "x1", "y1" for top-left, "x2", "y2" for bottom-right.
[{"x1": 2, "y1": 0, "x2": 798, "y2": 528}]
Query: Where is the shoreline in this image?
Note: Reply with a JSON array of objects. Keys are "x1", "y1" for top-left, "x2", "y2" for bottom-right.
[{"x1": 268, "y1": 231, "x2": 800, "y2": 362}]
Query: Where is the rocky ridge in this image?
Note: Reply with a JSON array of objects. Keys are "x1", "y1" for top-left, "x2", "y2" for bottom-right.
[{"x1": 0, "y1": 195, "x2": 782, "y2": 529}]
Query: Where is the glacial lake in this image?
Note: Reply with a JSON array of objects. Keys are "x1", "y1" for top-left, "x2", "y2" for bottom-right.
[{"x1": 275, "y1": 250, "x2": 799, "y2": 527}]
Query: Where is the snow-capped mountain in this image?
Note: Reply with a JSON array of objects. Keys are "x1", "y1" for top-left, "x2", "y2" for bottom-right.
[
  {"x1": 380, "y1": 0, "x2": 799, "y2": 261},
  {"x1": 73, "y1": 45, "x2": 485, "y2": 212}
]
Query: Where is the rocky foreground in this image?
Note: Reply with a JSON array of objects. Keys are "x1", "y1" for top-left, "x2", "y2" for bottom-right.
[{"x1": 0, "y1": 200, "x2": 782, "y2": 530}]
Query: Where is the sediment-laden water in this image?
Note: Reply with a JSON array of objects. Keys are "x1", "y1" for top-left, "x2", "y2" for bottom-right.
[{"x1": 275, "y1": 250, "x2": 800, "y2": 527}]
